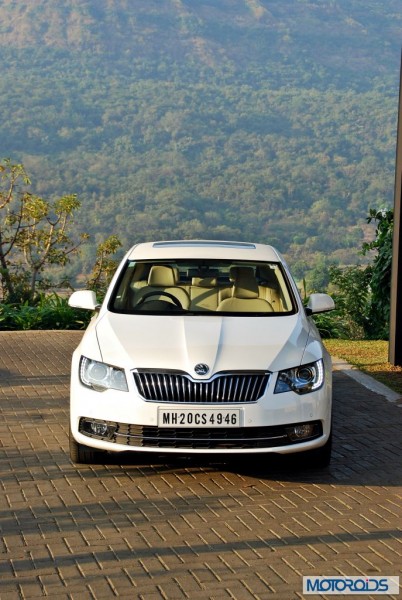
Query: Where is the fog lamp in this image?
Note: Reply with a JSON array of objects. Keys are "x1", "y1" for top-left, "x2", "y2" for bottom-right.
[
  {"x1": 91, "y1": 422, "x2": 109, "y2": 436},
  {"x1": 287, "y1": 423, "x2": 315, "y2": 441},
  {"x1": 79, "y1": 418, "x2": 116, "y2": 439}
]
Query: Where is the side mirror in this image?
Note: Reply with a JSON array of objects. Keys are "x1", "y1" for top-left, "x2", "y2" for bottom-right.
[
  {"x1": 68, "y1": 290, "x2": 100, "y2": 311},
  {"x1": 306, "y1": 293, "x2": 335, "y2": 315}
]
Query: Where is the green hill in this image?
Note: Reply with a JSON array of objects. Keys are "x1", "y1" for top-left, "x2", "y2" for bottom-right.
[{"x1": 0, "y1": 0, "x2": 401, "y2": 282}]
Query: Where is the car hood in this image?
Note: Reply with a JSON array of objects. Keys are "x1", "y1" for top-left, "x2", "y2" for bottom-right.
[{"x1": 94, "y1": 312, "x2": 312, "y2": 375}]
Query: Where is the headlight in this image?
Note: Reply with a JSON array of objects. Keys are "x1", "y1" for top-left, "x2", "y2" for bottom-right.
[
  {"x1": 274, "y1": 359, "x2": 324, "y2": 395},
  {"x1": 79, "y1": 356, "x2": 128, "y2": 392}
]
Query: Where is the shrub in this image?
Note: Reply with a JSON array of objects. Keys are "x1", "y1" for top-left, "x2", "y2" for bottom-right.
[{"x1": 0, "y1": 293, "x2": 91, "y2": 330}]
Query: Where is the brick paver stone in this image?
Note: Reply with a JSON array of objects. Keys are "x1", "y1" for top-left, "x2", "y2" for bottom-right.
[{"x1": 0, "y1": 331, "x2": 401, "y2": 599}]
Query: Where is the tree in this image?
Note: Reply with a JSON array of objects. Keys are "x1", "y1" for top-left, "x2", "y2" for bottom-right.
[
  {"x1": 0, "y1": 159, "x2": 31, "y2": 300},
  {"x1": 0, "y1": 159, "x2": 88, "y2": 302},
  {"x1": 320, "y1": 208, "x2": 393, "y2": 340},
  {"x1": 362, "y1": 208, "x2": 393, "y2": 339},
  {"x1": 86, "y1": 235, "x2": 122, "y2": 297},
  {"x1": 17, "y1": 193, "x2": 89, "y2": 299},
  {"x1": 326, "y1": 264, "x2": 372, "y2": 339}
]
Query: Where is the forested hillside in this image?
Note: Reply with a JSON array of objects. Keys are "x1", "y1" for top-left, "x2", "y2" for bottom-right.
[{"x1": 0, "y1": 0, "x2": 401, "y2": 282}]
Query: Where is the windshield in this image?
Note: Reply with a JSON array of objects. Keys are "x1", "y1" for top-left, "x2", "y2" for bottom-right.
[{"x1": 109, "y1": 259, "x2": 296, "y2": 316}]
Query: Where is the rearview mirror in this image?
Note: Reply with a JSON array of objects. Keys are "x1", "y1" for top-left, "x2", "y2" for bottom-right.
[
  {"x1": 68, "y1": 290, "x2": 100, "y2": 311},
  {"x1": 306, "y1": 293, "x2": 335, "y2": 315}
]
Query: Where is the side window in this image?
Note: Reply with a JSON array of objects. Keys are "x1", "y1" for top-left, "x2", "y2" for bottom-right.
[
  {"x1": 272, "y1": 267, "x2": 293, "y2": 312},
  {"x1": 112, "y1": 262, "x2": 136, "y2": 310},
  {"x1": 256, "y1": 264, "x2": 294, "y2": 313}
]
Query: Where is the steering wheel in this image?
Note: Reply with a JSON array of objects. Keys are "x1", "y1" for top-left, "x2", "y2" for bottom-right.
[{"x1": 135, "y1": 291, "x2": 183, "y2": 309}]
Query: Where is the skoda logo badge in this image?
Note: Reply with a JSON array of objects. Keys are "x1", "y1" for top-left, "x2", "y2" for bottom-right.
[{"x1": 194, "y1": 363, "x2": 209, "y2": 376}]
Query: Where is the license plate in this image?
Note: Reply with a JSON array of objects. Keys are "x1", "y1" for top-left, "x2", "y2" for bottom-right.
[{"x1": 158, "y1": 408, "x2": 241, "y2": 428}]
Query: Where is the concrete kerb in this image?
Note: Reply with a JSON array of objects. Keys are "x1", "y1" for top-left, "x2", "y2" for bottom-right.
[{"x1": 332, "y1": 355, "x2": 402, "y2": 406}]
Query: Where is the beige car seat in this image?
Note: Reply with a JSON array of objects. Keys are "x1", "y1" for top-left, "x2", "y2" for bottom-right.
[
  {"x1": 217, "y1": 268, "x2": 273, "y2": 313},
  {"x1": 258, "y1": 265, "x2": 282, "y2": 311},
  {"x1": 190, "y1": 277, "x2": 220, "y2": 311},
  {"x1": 134, "y1": 265, "x2": 190, "y2": 309}
]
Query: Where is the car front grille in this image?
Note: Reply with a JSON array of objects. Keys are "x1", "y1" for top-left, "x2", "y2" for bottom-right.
[
  {"x1": 79, "y1": 419, "x2": 323, "y2": 450},
  {"x1": 133, "y1": 370, "x2": 270, "y2": 403}
]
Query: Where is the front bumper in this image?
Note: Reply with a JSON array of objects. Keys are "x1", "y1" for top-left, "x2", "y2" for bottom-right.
[
  {"x1": 78, "y1": 416, "x2": 324, "y2": 451},
  {"x1": 70, "y1": 387, "x2": 331, "y2": 456}
]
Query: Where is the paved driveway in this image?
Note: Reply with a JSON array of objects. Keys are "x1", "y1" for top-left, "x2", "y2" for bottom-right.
[{"x1": 0, "y1": 331, "x2": 401, "y2": 599}]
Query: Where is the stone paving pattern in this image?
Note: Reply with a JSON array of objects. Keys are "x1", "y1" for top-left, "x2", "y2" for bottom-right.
[{"x1": 0, "y1": 331, "x2": 401, "y2": 599}]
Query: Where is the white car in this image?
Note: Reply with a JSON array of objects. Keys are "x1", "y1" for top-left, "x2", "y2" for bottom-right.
[{"x1": 69, "y1": 240, "x2": 335, "y2": 467}]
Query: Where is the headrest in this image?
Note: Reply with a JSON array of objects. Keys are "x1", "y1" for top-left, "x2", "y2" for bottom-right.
[
  {"x1": 148, "y1": 265, "x2": 176, "y2": 287},
  {"x1": 258, "y1": 265, "x2": 279, "y2": 287},
  {"x1": 233, "y1": 270, "x2": 259, "y2": 299},
  {"x1": 191, "y1": 277, "x2": 217, "y2": 288},
  {"x1": 229, "y1": 265, "x2": 255, "y2": 283},
  {"x1": 172, "y1": 266, "x2": 180, "y2": 284}
]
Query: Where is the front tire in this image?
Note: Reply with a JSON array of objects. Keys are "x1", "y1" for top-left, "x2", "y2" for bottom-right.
[
  {"x1": 69, "y1": 427, "x2": 106, "y2": 464},
  {"x1": 304, "y1": 432, "x2": 332, "y2": 468}
]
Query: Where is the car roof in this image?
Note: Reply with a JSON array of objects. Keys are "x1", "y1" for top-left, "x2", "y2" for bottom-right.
[{"x1": 126, "y1": 240, "x2": 282, "y2": 262}]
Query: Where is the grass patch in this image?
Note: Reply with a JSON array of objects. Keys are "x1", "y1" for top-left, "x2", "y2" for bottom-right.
[{"x1": 324, "y1": 339, "x2": 402, "y2": 395}]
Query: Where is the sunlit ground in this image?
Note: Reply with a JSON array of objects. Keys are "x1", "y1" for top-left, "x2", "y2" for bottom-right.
[{"x1": 324, "y1": 339, "x2": 402, "y2": 395}]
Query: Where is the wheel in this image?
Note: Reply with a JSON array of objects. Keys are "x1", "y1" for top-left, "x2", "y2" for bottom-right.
[
  {"x1": 304, "y1": 432, "x2": 332, "y2": 468},
  {"x1": 69, "y1": 427, "x2": 106, "y2": 464}
]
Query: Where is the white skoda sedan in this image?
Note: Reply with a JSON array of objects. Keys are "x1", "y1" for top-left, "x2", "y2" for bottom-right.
[{"x1": 69, "y1": 240, "x2": 335, "y2": 466}]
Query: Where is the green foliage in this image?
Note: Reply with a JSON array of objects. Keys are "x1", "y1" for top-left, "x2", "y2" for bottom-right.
[
  {"x1": 0, "y1": 159, "x2": 89, "y2": 301},
  {"x1": 303, "y1": 256, "x2": 336, "y2": 294},
  {"x1": 0, "y1": 159, "x2": 31, "y2": 300},
  {"x1": 0, "y1": 2, "x2": 399, "y2": 330},
  {"x1": 86, "y1": 234, "x2": 122, "y2": 297},
  {"x1": 362, "y1": 208, "x2": 393, "y2": 339},
  {"x1": 17, "y1": 192, "x2": 90, "y2": 298},
  {"x1": 0, "y1": 159, "x2": 123, "y2": 329},
  {"x1": 0, "y1": 293, "x2": 91, "y2": 330},
  {"x1": 0, "y1": 1, "x2": 399, "y2": 280},
  {"x1": 321, "y1": 265, "x2": 371, "y2": 339},
  {"x1": 313, "y1": 208, "x2": 393, "y2": 340},
  {"x1": 312, "y1": 311, "x2": 352, "y2": 340}
]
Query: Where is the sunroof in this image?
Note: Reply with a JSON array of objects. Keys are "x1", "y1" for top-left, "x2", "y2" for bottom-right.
[{"x1": 153, "y1": 241, "x2": 256, "y2": 249}]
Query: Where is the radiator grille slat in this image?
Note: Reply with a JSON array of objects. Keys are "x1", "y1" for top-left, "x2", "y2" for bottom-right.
[{"x1": 133, "y1": 371, "x2": 270, "y2": 403}]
